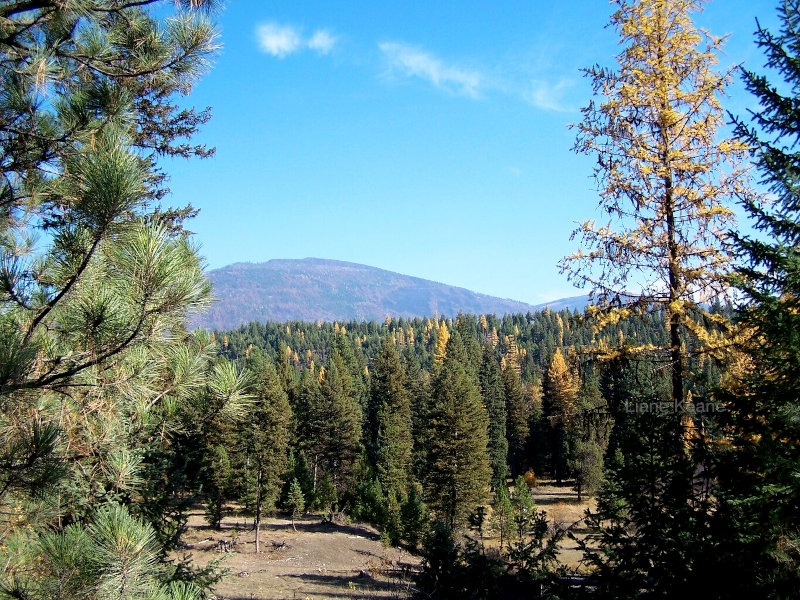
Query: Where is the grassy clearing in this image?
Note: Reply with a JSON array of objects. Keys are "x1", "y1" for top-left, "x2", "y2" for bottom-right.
[{"x1": 179, "y1": 481, "x2": 594, "y2": 599}]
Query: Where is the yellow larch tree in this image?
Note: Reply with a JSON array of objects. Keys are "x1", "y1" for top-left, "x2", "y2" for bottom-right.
[
  {"x1": 502, "y1": 334, "x2": 522, "y2": 377},
  {"x1": 555, "y1": 313, "x2": 565, "y2": 347},
  {"x1": 433, "y1": 321, "x2": 450, "y2": 368},
  {"x1": 424, "y1": 318, "x2": 434, "y2": 344},
  {"x1": 561, "y1": 0, "x2": 752, "y2": 413},
  {"x1": 543, "y1": 349, "x2": 579, "y2": 483},
  {"x1": 545, "y1": 349, "x2": 578, "y2": 425}
]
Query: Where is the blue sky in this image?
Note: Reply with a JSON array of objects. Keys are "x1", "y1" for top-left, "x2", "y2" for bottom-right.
[{"x1": 165, "y1": 0, "x2": 778, "y2": 305}]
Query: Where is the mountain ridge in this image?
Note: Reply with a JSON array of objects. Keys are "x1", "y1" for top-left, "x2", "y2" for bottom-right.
[{"x1": 191, "y1": 258, "x2": 588, "y2": 330}]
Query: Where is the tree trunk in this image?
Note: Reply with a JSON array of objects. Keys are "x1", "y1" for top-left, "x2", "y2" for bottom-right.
[
  {"x1": 661, "y1": 103, "x2": 689, "y2": 451},
  {"x1": 255, "y1": 468, "x2": 262, "y2": 553}
]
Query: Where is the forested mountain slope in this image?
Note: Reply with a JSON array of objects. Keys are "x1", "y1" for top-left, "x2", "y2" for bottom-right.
[{"x1": 192, "y1": 258, "x2": 587, "y2": 329}]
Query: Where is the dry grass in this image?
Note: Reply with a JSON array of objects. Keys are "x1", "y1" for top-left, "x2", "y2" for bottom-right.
[
  {"x1": 532, "y1": 480, "x2": 596, "y2": 570},
  {"x1": 179, "y1": 511, "x2": 419, "y2": 600},
  {"x1": 177, "y1": 481, "x2": 595, "y2": 598}
]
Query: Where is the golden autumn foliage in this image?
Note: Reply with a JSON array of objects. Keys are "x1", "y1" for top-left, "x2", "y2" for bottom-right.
[
  {"x1": 545, "y1": 349, "x2": 578, "y2": 425},
  {"x1": 433, "y1": 321, "x2": 450, "y2": 368},
  {"x1": 562, "y1": 0, "x2": 753, "y2": 404},
  {"x1": 502, "y1": 334, "x2": 522, "y2": 376}
]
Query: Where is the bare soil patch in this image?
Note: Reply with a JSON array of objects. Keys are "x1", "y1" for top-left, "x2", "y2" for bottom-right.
[
  {"x1": 180, "y1": 512, "x2": 418, "y2": 600},
  {"x1": 178, "y1": 482, "x2": 593, "y2": 598},
  {"x1": 530, "y1": 481, "x2": 596, "y2": 570}
]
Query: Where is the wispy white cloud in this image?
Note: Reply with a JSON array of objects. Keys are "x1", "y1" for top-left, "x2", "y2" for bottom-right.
[
  {"x1": 256, "y1": 23, "x2": 338, "y2": 58},
  {"x1": 377, "y1": 41, "x2": 577, "y2": 111},
  {"x1": 308, "y1": 30, "x2": 338, "y2": 55},
  {"x1": 254, "y1": 25, "x2": 576, "y2": 110},
  {"x1": 257, "y1": 23, "x2": 302, "y2": 58},
  {"x1": 379, "y1": 42, "x2": 482, "y2": 98},
  {"x1": 523, "y1": 79, "x2": 576, "y2": 112}
]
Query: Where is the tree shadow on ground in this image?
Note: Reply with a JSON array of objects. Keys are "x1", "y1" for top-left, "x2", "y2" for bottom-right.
[
  {"x1": 532, "y1": 496, "x2": 584, "y2": 506},
  {"x1": 267, "y1": 519, "x2": 382, "y2": 542},
  {"x1": 283, "y1": 570, "x2": 414, "y2": 599},
  {"x1": 187, "y1": 512, "x2": 383, "y2": 542}
]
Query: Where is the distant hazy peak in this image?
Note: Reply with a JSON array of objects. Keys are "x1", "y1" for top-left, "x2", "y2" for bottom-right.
[{"x1": 191, "y1": 259, "x2": 588, "y2": 330}]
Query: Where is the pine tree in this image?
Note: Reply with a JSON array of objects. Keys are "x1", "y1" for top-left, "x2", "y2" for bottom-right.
[
  {"x1": 580, "y1": 356, "x2": 708, "y2": 598},
  {"x1": 526, "y1": 378, "x2": 548, "y2": 479},
  {"x1": 372, "y1": 336, "x2": 413, "y2": 499},
  {"x1": 567, "y1": 367, "x2": 610, "y2": 501},
  {"x1": 36, "y1": 503, "x2": 206, "y2": 600},
  {"x1": 510, "y1": 475, "x2": 536, "y2": 541},
  {"x1": 568, "y1": 439, "x2": 604, "y2": 503},
  {"x1": 503, "y1": 363, "x2": 529, "y2": 478},
  {"x1": 545, "y1": 350, "x2": 577, "y2": 420},
  {"x1": 239, "y1": 361, "x2": 293, "y2": 553},
  {"x1": 306, "y1": 352, "x2": 362, "y2": 499},
  {"x1": 0, "y1": 2, "x2": 222, "y2": 594},
  {"x1": 287, "y1": 478, "x2": 305, "y2": 532},
  {"x1": 479, "y1": 347, "x2": 509, "y2": 489},
  {"x1": 403, "y1": 347, "x2": 432, "y2": 481},
  {"x1": 505, "y1": 481, "x2": 563, "y2": 595},
  {"x1": 492, "y1": 483, "x2": 514, "y2": 549},
  {"x1": 276, "y1": 343, "x2": 299, "y2": 410},
  {"x1": 425, "y1": 334, "x2": 491, "y2": 530},
  {"x1": 204, "y1": 444, "x2": 233, "y2": 530},
  {"x1": 563, "y1": 1, "x2": 749, "y2": 593},
  {"x1": 281, "y1": 449, "x2": 314, "y2": 510},
  {"x1": 137, "y1": 344, "x2": 251, "y2": 559},
  {"x1": 314, "y1": 473, "x2": 338, "y2": 519},
  {"x1": 296, "y1": 367, "x2": 322, "y2": 477},
  {"x1": 433, "y1": 321, "x2": 450, "y2": 370},
  {"x1": 331, "y1": 330, "x2": 369, "y2": 420},
  {"x1": 196, "y1": 361, "x2": 256, "y2": 530},
  {"x1": 401, "y1": 481, "x2": 429, "y2": 549},
  {"x1": 710, "y1": 2, "x2": 800, "y2": 595},
  {"x1": 455, "y1": 314, "x2": 482, "y2": 378}
]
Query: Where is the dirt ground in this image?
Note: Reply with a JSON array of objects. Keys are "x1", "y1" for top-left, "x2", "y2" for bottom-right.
[
  {"x1": 530, "y1": 481, "x2": 596, "y2": 570},
  {"x1": 181, "y1": 513, "x2": 419, "y2": 600},
  {"x1": 179, "y1": 481, "x2": 595, "y2": 599}
]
